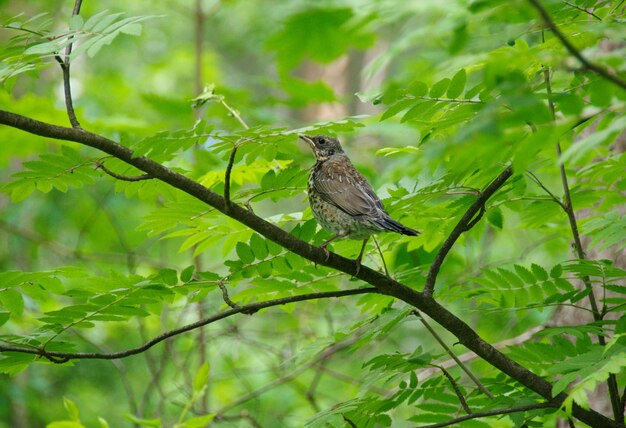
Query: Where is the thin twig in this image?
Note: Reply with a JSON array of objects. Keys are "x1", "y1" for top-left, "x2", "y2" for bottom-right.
[
  {"x1": 434, "y1": 364, "x2": 472, "y2": 414},
  {"x1": 406, "y1": 95, "x2": 485, "y2": 104},
  {"x1": 544, "y1": 66, "x2": 622, "y2": 423},
  {"x1": 562, "y1": 1, "x2": 602, "y2": 20},
  {"x1": 224, "y1": 142, "x2": 238, "y2": 207},
  {"x1": 243, "y1": 186, "x2": 305, "y2": 213},
  {"x1": 58, "y1": 0, "x2": 83, "y2": 128},
  {"x1": 525, "y1": 170, "x2": 566, "y2": 209},
  {"x1": 220, "y1": 98, "x2": 249, "y2": 130},
  {"x1": 217, "y1": 281, "x2": 240, "y2": 310},
  {"x1": 418, "y1": 402, "x2": 554, "y2": 428},
  {"x1": 221, "y1": 98, "x2": 248, "y2": 207},
  {"x1": 372, "y1": 236, "x2": 389, "y2": 277},
  {"x1": 413, "y1": 311, "x2": 494, "y2": 398},
  {"x1": 0, "y1": 288, "x2": 377, "y2": 362},
  {"x1": 528, "y1": 0, "x2": 626, "y2": 91},
  {"x1": 423, "y1": 166, "x2": 513, "y2": 296},
  {"x1": 96, "y1": 161, "x2": 153, "y2": 182}
]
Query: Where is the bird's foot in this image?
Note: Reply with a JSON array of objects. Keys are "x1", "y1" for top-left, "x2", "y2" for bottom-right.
[
  {"x1": 353, "y1": 258, "x2": 362, "y2": 277},
  {"x1": 319, "y1": 244, "x2": 331, "y2": 262},
  {"x1": 313, "y1": 243, "x2": 331, "y2": 268}
]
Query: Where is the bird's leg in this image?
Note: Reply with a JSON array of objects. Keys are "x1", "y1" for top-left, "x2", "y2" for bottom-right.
[
  {"x1": 318, "y1": 232, "x2": 347, "y2": 262},
  {"x1": 354, "y1": 237, "x2": 369, "y2": 276},
  {"x1": 372, "y1": 236, "x2": 389, "y2": 277}
]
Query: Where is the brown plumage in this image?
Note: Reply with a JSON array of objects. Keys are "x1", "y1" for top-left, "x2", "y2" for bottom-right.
[{"x1": 299, "y1": 134, "x2": 418, "y2": 264}]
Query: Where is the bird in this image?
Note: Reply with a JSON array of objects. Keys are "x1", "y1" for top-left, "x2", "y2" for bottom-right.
[{"x1": 299, "y1": 134, "x2": 419, "y2": 271}]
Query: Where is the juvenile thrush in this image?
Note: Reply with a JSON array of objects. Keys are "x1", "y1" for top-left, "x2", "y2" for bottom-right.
[{"x1": 299, "y1": 134, "x2": 419, "y2": 266}]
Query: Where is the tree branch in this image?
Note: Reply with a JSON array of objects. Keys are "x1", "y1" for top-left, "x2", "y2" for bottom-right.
[
  {"x1": 418, "y1": 402, "x2": 555, "y2": 428},
  {"x1": 0, "y1": 287, "x2": 376, "y2": 361},
  {"x1": 528, "y1": 0, "x2": 626, "y2": 91},
  {"x1": 423, "y1": 165, "x2": 513, "y2": 296},
  {"x1": 0, "y1": 110, "x2": 621, "y2": 428}
]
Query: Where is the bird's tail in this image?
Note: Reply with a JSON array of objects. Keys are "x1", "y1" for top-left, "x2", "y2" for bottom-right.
[{"x1": 375, "y1": 216, "x2": 420, "y2": 236}]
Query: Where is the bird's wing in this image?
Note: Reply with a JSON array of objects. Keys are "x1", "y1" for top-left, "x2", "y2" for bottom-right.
[{"x1": 313, "y1": 159, "x2": 386, "y2": 217}]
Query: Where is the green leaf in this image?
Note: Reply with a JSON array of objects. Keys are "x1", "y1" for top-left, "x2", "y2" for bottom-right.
[
  {"x1": 183, "y1": 414, "x2": 216, "y2": 428},
  {"x1": 401, "y1": 100, "x2": 437, "y2": 122},
  {"x1": 429, "y1": 78, "x2": 450, "y2": 98},
  {"x1": 486, "y1": 207, "x2": 503, "y2": 229},
  {"x1": 408, "y1": 81, "x2": 428, "y2": 97},
  {"x1": 236, "y1": 242, "x2": 255, "y2": 264},
  {"x1": 0, "y1": 311, "x2": 10, "y2": 327},
  {"x1": 0, "y1": 289, "x2": 24, "y2": 316},
  {"x1": 267, "y1": 8, "x2": 375, "y2": 72},
  {"x1": 531, "y1": 264, "x2": 548, "y2": 281},
  {"x1": 124, "y1": 415, "x2": 161, "y2": 427},
  {"x1": 68, "y1": 15, "x2": 84, "y2": 31},
  {"x1": 64, "y1": 397, "x2": 80, "y2": 421},
  {"x1": 120, "y1": 23, "x2": 142, "y2": 36},
  {"x1": 0, "y1": 353, "x2": 37, "y2": 375},
  {"x1": 159, "y1": 269, "x2": 178, "y2": 286},
  {"x1": 249, "y1": 234, "x2": 269, "y2": 260},
  {"x1": 550, "y1": 264, "x2": 562, "y2": 279},
  {"x1": 193, "y1": 362, "x2": 210, "y2": 392},
  {"x1": 446, "y1": 69, "x2": 466, "y2": 98},
  {"x1": 180, "y1": 265, "x2": 195, "y2": 283}
]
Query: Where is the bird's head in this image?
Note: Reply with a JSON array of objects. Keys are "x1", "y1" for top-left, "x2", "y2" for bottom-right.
[{"x1": 298, "y1": 134, "x2": 344, "y2": 161}]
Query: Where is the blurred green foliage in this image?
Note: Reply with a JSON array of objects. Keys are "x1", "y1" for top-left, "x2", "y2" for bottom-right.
[{"x1": 1, "y1": 0, "x2": 626, "y2": 427}]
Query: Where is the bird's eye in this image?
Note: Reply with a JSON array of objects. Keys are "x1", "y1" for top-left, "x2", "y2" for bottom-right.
[{"x1": 318, "y1": 137, "x2": 326, "y2": 145}]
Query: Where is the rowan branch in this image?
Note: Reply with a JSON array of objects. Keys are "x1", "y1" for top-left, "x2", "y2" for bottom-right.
[
  {"x1": 0, "y1": 288, "x2": 376, "y2": 362},
  {"x1": 423, "y1": 165, "x2": 513, "y2": 296},
  {"x1": 528, "y1": 0, "x2": 626, "y2": 91},
  {"x1": 0, "y1": 110, "x2": 621, "y2": 428},
  {"x1": 418, "y1": 402, "x2": 555, "y2": 428}
]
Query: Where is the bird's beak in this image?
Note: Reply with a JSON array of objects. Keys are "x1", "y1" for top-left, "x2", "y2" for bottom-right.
[{"x1": 298, "y1": 134, "x2": 315, "y2": 148}]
